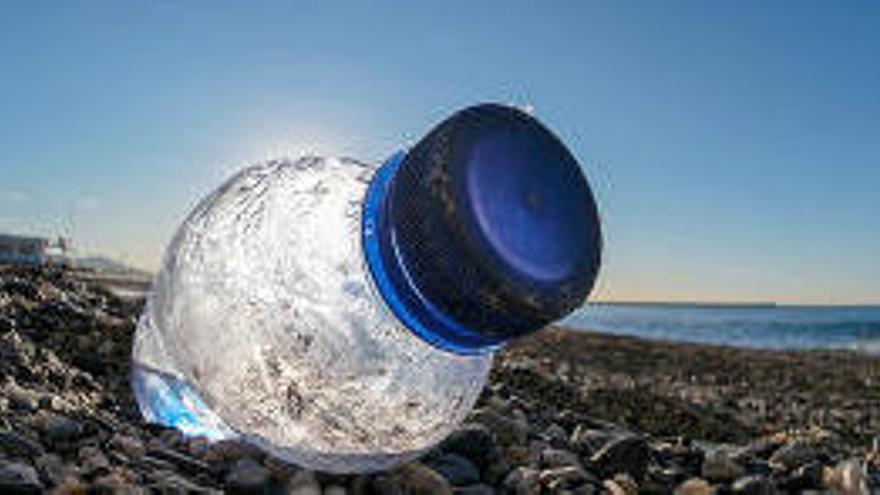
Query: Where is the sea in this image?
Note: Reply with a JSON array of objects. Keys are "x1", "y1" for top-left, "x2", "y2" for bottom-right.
[{"x1": 563, "y1": 303, "x2": 880, "y2": 353}]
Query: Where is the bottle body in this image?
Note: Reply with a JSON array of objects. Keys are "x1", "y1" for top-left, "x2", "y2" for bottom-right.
[{"x1": 132, "y1": 156, "x2": 493, "y2": 473}]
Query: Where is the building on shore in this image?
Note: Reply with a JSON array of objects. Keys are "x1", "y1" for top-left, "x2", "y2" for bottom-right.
[{"x1": 0, "y1": 234, "x2": 73, "y2": 266}]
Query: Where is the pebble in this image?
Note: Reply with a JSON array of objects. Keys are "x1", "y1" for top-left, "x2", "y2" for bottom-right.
[
  {"x1": 148, "y1": 445, "x2": 212, "y2": 476},
  {"x1": 286, "y1": 470, "x2": 321, "y2": 495},
  {"x1": 779, "y1": 460, "x2": 823, "y2": 490},
  {"x1": 110, "y1": 433, "x2": 146, "y2": 459},
  {"x1": 452, "y1": 484, "x2": 494, "y2": 495},
  {"x1": 539, "y1": 466, "x2": 596, "y2": 490},
  {"x1": 91, "y1": 469, "x2": 140, "y2": 494},
  {"x1": 372, "y1": 474, "x2": 403, "y2": 495},
  {"x1": 37, "y1": 413, "x2": 82, "y2": 446},
  {"x1": 393, "y1": 462, "x2": 452, "y2": 495},
  {"x1": 570, "y1": 426, "x2": 614, "y2": 457},
  {"x1": 0, "y1": 430, "x2": 44, "y2": 459},
  {"x1": 732, "y1": 439, "x2": 779, "y2": 465},
  {"x1": 34, "y1": 452, "x2": 67, "y2": 486},
  {"x1": 349, "y1": 475, "x2": 370, "y2": 495},
  {"x1": 540, "y1": 448, "x2": 581, "y2": 469},
  {"x1": 79, "y1": 445, "x2": 111, "y2": 475},
  {"x1": 38, "y1": 394, "x2": 66, "y2": 412},
  {"x1": 324, "y1": 484, "x2": 347, "y2": 495},
  {"x1": 675, "y1": 477, "x2": 714, "y2": 495},
  {"x1": 426, "y1": 453, "x2": 480, "y2": 486},
  {"x1": 150, "y1": 469, "x2": 211, "y2": 493},
  {"x1": 482, "y1": 458, "x2": 511, "y2": 486},
  {"x1": 542, "y1": 423, "x2": 569, "y2": 447},
  {"x1": 701, "y1": 448, "x2": 744, "y2": 482},
  {"x1": 767, "y1": 441, "x2": 817, "y2": 472},
  {"x1": 604, "y1": 473, "x2": 638, "y2": 495},
  {"x1": 225, "y1": 458, "x2": 273, "y2": 495},
  {"x1": 504, "y1": 445, "x2": 531, "y2": 466},
  {"x1": 470, "y1": 408, "x2": 529, "y2": 446},
  {"x1": 439, "y1": 424, "x2": 503, "y2": 471},
  {"x1": 203, "y1": 439, "x2": 265, "y2": 466},
  {"x1": 0, "y1": 460, "x2": 44, "y2": 494},
  {"x1": 589, "y1": 435, "x2": 650, "y2": 481},
  {"x1": 823, "y1": 459, "x2": 868, "y2": 494},
  {"x1": 503, "y1": 467, "x2": 540, "y2": 495},
  {"x1": 731, "y1": 474, "x2": 776, "y2": 494},
  {"x1": 7, "y1": 385, "x2": 39, "y2": 412},
  {"x1": 53, "y1": 476, "x2": 89, "y2": 495}
]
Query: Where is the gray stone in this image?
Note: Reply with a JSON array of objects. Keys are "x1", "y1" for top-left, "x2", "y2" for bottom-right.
[
  {"x1": 767, "y1": 441, "x2": 817, "y2": 472},
  {"x1": 780, "y1": 461, "x2": 823, "y2": 490},
  {"x1": 731, "y1": 439, "x2": 779, "y2": 465},
  {"x1": 34, "y1": 453, "x2": 67, "y2": 486},
  {"x1": 150, "y1": 469, "x2": 212, "y2": 493},
  {"x1": 731, "y1": 474, "x2": 776, "y2": 495},
  {"x1": 439, "y1": 424, "x2": 503, "y2": 471},
  {"x1": 572, "y1": 484, "x2": 599, "y2": 495},
  {"x1": 570, "y1": 426, "x2": 615, "y2": 458},
  {"x1": 540, "y1": 448, "x2": 581, "y2": 469},
  {"x1": 393, "y1": 462, "x2": 452, "y2": 495},
  {"x1": 543, "y1": 423, "x2": 569, "y2": 447},
  {"x1": 503, "y1": 467, "x2": 540, "y2": 495},
  {"x1": 79, "y1": 445, "x2": 110, "y2": 475},
  {"x1": 452, "y1": 484, "x2": 494, "y2": 495},
  {"x1": 427, "y1": 453, "x2": 480, "y2": 486},
  {"x1": 225, "y1": 458, "x2": 272, "y2": 495},
  {"x1": 470, "y1": 409, "x2": 529, "y2": 447},
  {"x1": 701, "y1": 448, "x2": 744, "y2": 483},
  {"x1": 203, "y1": 439, "x2": 264, "y2": 466},
  {"x1": 147, "y1": 445, "x2": 212, "y2": 476},
  {"x1": 482, "y1": 459, "x2": 511, "y2": 486},
  {"x1": 372, "y1": 475, "x2": 403, "y2": 495},
  {"x1": 0, "y1": 461, "x2": 43, "y2": 495},
  {"x1": 38, "y1": 413, "x2": 82, "y2": 446},
  {"x1": 349, "y1": 476, "x2": 370, "y2": 495},
  {"x1": 110, "y1": 434, "x2": 146, "y2": 459},
  {"x1": 539, "y1": 466, "x2": 596, "y2": 490},
  {"x1": 526, "y1": 439, "x2": 549, "y2": 464},
  {"x1": 0, "y1": 431, "x2": 43, "y2": 459}
]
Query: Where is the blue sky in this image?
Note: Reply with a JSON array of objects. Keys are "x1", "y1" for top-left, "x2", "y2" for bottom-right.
[{"x1": 1, "y1": 1, "x2": 878, "y2": 304}]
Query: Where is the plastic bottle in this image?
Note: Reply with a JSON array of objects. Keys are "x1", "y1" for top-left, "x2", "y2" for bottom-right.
[{"x1": 131, "y1": 104, "x2": 602, "y2": 473}]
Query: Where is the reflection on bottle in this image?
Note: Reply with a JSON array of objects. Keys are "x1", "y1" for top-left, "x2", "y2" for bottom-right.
[{"x1": 131, "y1": 362, "x2": 236, "y2": 441}]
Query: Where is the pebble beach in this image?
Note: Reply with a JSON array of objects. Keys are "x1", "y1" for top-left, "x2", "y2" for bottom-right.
[{"x1": 2, "y1": 266, "x2": 879, "y2": 494}]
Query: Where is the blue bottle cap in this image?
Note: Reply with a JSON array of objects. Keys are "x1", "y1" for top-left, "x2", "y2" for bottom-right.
[{"x1": 363, "y1": 104, "x2": 601, "y2": 353}]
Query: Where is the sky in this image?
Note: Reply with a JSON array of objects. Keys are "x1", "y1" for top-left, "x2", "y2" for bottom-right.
[{"x1": 1, "y1": 1, "x2": 878, "y2": 305}]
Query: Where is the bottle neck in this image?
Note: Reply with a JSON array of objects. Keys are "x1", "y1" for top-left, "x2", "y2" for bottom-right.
[{"x1": 361, "y1": 152, "x2": 504, "y2": 355}]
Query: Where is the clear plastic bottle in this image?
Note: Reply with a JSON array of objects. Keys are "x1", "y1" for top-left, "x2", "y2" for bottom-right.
[{"x1": 131, "y1": 104, "x2": 602, "y2": 473}]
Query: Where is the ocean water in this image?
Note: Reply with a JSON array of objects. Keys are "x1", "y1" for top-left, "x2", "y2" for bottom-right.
[{"x1": 563, "y1": 303, "x2": 880, "y2": 352}]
